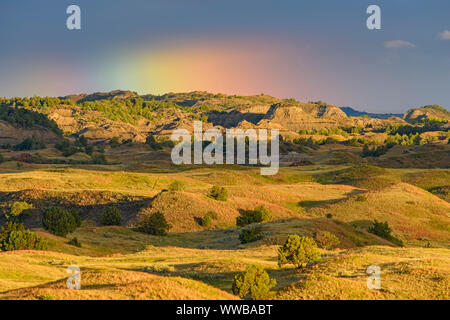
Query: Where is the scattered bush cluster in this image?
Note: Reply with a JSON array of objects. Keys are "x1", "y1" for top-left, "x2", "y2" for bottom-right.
[
  {"x1": 55, "y1": 135, "x2": 93, "y2": 157},
  {"x1": 12, "y1": 136, "x2": 46, "y2": 151},
  {"x1": 0, "y1": 104, "x2": 62, "y2": 134}
]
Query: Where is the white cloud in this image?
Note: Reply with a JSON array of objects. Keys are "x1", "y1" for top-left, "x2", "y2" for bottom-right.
[
  {"x1": 438, "y1": 30, "x2": 450, "y2": 40},
  {"x1": 383, "y1": 40, "x2": 416, "y2": 49}
]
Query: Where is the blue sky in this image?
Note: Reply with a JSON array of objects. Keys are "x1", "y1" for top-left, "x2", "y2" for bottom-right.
[{"x1": 0, "y1": 0, "x2": 449, "y2": 112}]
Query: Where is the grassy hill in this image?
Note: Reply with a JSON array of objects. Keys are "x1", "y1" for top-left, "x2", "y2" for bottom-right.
[{"x1": 0, "y1": 91, "x2": 449, "y2": 300}]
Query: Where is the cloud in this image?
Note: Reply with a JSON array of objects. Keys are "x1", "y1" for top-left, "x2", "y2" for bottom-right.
[
  {"x1": 383, "y1": 40, "x2": 415, "y2": 49},
  {"x1": 438, "y1": 30, "x2": 450, "y2": 40}
]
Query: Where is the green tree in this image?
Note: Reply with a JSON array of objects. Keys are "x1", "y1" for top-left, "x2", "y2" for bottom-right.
[
  {"x1": 278, "y1": 235, "x2": 320, "y2": 268},
  {"x1": 239, "y1": 226, "x2": 264, "y2": 244},
  {"x1": 0, "y1": 221, "x2": 47, "y2": 251},
  {"x1": 13, "y1": 136, "x2": 46, "y2": 151},
  {"x1": 145, "y1": 135, "x2": 162, "y2": 150},
  {"x1": 314, "y1": 231, "x2": 340, "y2": 250},
  {"x1": 138, "y1": 212, "x2": 171, "y2": 236},
  {"x1": 236, "y1": 206, "x2": 271, "y2": 227},
  {"x1": 42, "y1": 207, "x2": 79, "y2": 237},
  {"x1": 91, "y1": 153, "x2": 108, "y2": 164},
  {"x1": 67, "y1": 237, "x2": 82, "y2": 247},
  {"x1": 100, "y1": 206, "x2": 122, "y2": 226},
  {"x1": 368, "y1": 220, "x2": 403, "y2": 246},
  {"x1": 8, "y1": 201, "x2": 33, "y2": 220},
  {"x1": 232, "y1": 265, "x2": 276, "y2": 300}
]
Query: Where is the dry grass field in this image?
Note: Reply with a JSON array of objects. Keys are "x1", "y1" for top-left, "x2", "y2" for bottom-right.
[{"x1": 0, "y1": 154, "x2": 448, "y2": 300}]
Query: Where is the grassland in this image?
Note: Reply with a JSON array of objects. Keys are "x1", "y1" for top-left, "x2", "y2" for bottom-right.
[{"x1": 0, "y1": 144, "x2": 449, "y2": 300}]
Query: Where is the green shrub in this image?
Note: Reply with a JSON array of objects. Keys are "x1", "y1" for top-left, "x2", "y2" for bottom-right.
[
  {"x1": 208, "y1": 185, "x2": 228, "y2": 201},
  {"x1": 70, "y1": 209, "x2": 82, "y2": 228},
  {"x1": 145, "y1": 135, "x2": 163, "y2": 150},
  {"x1": 67, "y1": 237, "x2": 82, "y2": 247},
  {"x1": 13, "y1": 136, "x2": 46, "y2": 151},
  {"x1": 138, "y1": 212, "x2": 171, "y2": 236},
  {"x1": 232, "y1": 264, "x2": 276, "y2": 300},
  {"x1": 326, "y1": 213, "x2": 333, "y2": 219},
  {"x1": 100, "y1": 206, "x2": 122, "y2": 226},
  {"x1": 91, "y1": 154, "x2": 108, "y2": 164},
  {"x1": 85, "y1": 145, "x2": 94, "y2": 155},
  {"x1": 142, "y1": 264, "x2": 175, "y2": 274},
  {"x1": 236, "y1": 206, "x2": 271, "y2": 227},
  {"x1": 42, "y1": 206, "x2": 79, "y2": 237},
  {"x1": 201, "y1": 211, "x2": 218, "y2": 227},
  {"x1": 278, "y1": 235, "x2": 320, "y2": 268},
  {"x1": 168, "y1": 180, "x2": 186, "y2": 192},
  {"x1": 239, "y1": 226, "x2": 264, "y2": 244},
  {"x1": 368, "y1": 220, "x2": 391, "y2": 238},
  {"x1": 8, "y1": 201, "x2": 33, "y2": 220},
  {"x1": 356, "y1": 195, "x2": 367, "y2": 202},
  {"x1": 368, "y1": 220, "x2": 403, "y2": 246},
  {"x1": 314, "y1": 231, "x2": 340, "y2": 250},
  {"x1": 0, "y1": 221, "x2": 48, "y2": 251}
]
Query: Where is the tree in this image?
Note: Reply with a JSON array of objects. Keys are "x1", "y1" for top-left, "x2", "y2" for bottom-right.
[
  {"x1": 208, "y1": 185, "x2": 228, "y2": 201},
  {"x1": 278, "y1": 235, "x2": 320, "y2": 268},
  {"x1": 77, "y1": 135, "x2": 88, "y2": 147},
  {"x1": 368, "y1": 220, "x2": 403, "y2": 246},
  {"x1": 232, "y1": 265, "x2": 276, "y2": 300},
  {"x1": 239, "y1": 226, "x2": 264, "y2": 244},
  {"x1": 70, "y1": 209, "x2": 82, "y2": 228},
  {"x1": 100, "y1": 206, "x2": 122, "y2": 226},
  {"x1": 368, "y1": 220, "x2": 391, "y2": 238},
  {"x1": 42, "y1": 207, "x2": 79, "y2": 237},
  {"x1": 138, "y1": 212, "x2": 171, "y2": 236},
  {"x1": 0, "y1": 221, "x2": 47, "y2": 251},
  {"x1": 13, "y1": 136, "x2": 46, "y2": 151},
  {"x1": 67, "y1": 237, "x2": 82, "y2": 247},
  {"x1": 91, "y1": 154, "x2": 108, "y2": 164},
  {"x1": 236, "y1": 206, "x2": 271, "y2": 227},
  {"x1": 314, "y1": 231, "x2": 340, "y2": 250},
  {"x1": 146, "y1": 135, "x2": 162, "y2": 150},
  {"x1": 8, "y1": 201, "x2": 33, "y2": 220}
]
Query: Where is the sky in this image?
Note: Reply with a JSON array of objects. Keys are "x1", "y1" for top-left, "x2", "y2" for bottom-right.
[{"x1": 0, "y1": 0, "x2": 449, "y2": 113}]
